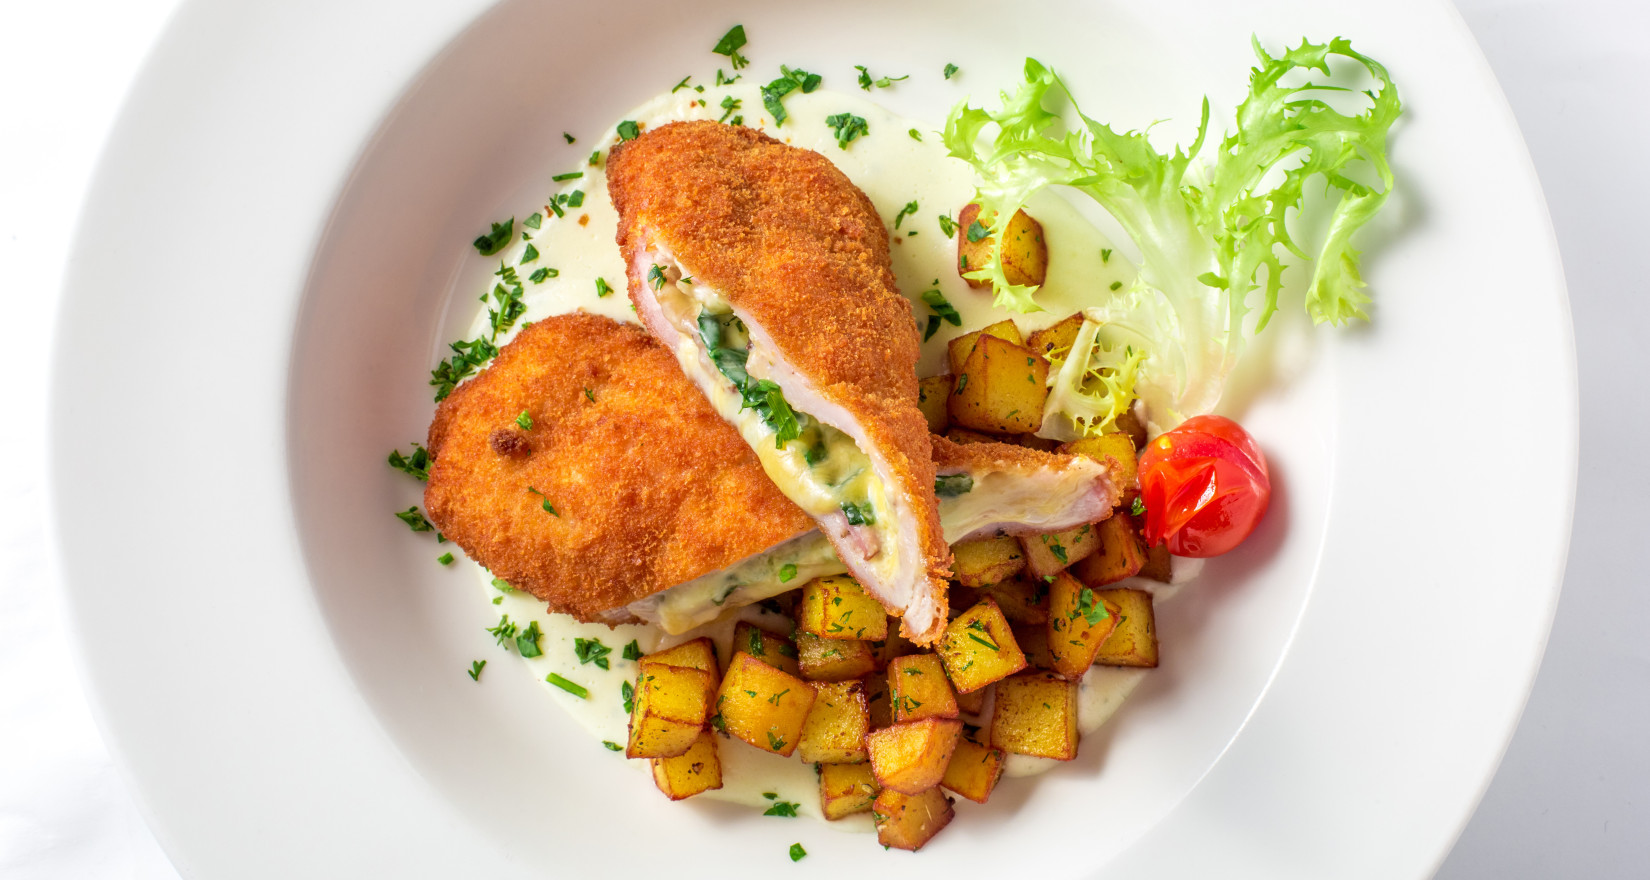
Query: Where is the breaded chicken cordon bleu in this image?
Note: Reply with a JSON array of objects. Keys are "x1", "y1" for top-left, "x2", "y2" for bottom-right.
[
  {"x1": 424, "y1": 313, "x2": 1122, "y2": 635},
  {"x1": 607, "y1": 120, "x2": 953, "y2": 642}
]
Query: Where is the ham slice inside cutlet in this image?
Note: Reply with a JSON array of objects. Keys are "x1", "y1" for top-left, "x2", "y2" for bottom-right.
[{"x1": 607, "y1": 120, "x2": 952, "y2": 643}]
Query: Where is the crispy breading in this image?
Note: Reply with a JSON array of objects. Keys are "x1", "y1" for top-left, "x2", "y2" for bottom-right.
[
  {"x1": 424, "y1": 312, "x2": 814, "y2": 622},
  {"x1": 932, "y1": 435, "x2": 1122, "y2": 511},
  {"x1": 607, "y1": 120, "x2": 950, "y2": 642}
]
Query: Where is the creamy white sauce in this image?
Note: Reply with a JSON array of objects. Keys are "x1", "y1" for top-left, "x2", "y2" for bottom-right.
[{"x1": 448, "y1": 82, "x2": 1184, "y2": 818}]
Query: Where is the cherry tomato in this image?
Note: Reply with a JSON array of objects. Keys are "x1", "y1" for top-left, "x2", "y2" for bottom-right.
[{"x1": 1136, "y1": 414, "x2": 1270, "y2": 558}]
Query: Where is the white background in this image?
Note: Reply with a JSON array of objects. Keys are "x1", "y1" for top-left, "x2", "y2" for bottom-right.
[{"x1": 2, "y1": 0, "x2": 1644, "y2": 877}]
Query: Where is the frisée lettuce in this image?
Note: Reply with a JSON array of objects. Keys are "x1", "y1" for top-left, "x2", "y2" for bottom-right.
[{"x1": 943, "y1": 38, "x2": 1400, "y2": 435}]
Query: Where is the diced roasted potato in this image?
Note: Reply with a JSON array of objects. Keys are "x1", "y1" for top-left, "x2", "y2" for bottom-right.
[
  {"x1": 1026, "y1": 313, "x2": 1085, "y2": 363},
  {"x1": 626, "y1": 660, "x2": 715, "y2": 759},
  {"x1": 940, "y1": 737, "x2": 1006, "y2": 804},
  {"x1": 1046, "y1": 572, "x2": 1123, "y2": 677},
  {"x1": 982, "y1": 577, "x2": 1048, "y2": 625},
  {"x1": 1094, "y1": 588, "x2": 1158, "y2": 668},
  {"x1": 873, "y1": 787, "x2": 955, "y2": 851},
  {"x1": 943, "y1": 427, "x2": 1001, "y2": 446},
  {"x1": 956, "y1": 203, "x2": 1048, "y2": 290},
  {"x1": 1012, "y1": 623, "x2": 1056, "y2": 671},
  {"x1": 1139, "y1": 541, "x2": 1174, "y2": 583},
  {"x1": 1071, "y1": 514, "x2": 1147, "y2": 586},
  {"x1": 946, "y1": 319, "x2": 1025, "y2": 377},
  {"x1": 796, "y1": 632, "x2": 879, "y2": 682},
  {"x1": 647, "y1": 636, "x2": 718, "y2": 676},
  {"x1": 867, "y1": 717, "x2": 964, "y2": 795},
  {"x1": 955, "y1": 683, "x2": 988, "y2": 716},
  {"x1": 820, "y1": 762, "x2": 881, "y2": 820},
  {"x1": 936, "y1": 597, "x2": 1027, "y2": 694},
  {"x1": 1018, "y1": 521, "x2": 1102, "y2": 580},
  {"x1": 798, "y1": 680, "x2": 871, "y2": 764},
  {"x1": 991, "y1": 670, "x2": 1079, "y2": 760},
  {"x1": 948, "y1": 335, "x2": 1049, "y2": 435},
  {"x1": 1062, "y1": 432, "x2": 1139, "y2": 498},
  {"x1": 1114, "y1": 406, "x2": 1148, "y2": 450},
  {"x1": 864, "y1": 675, "x2": 893, "y2": 729},
  {"x1": 917, "y1": 375, "x2": 953, "y2": 434},
  {"x1": 870, "y1": 627, "x2": 916, "y2": 669},
  {"x1": 730, "y1": 621, "x2": 800, "y2": 677},
  {"x1": 798, "y1": 574, "x2": 888, "y2": 642},
  {"x1": 887, "y1": 653, "x2": 959, "y2": 723},
  {"x1": 715, "y1": 653, "x2": 816, "y2": 757},
  {"x1": 951, "y1": 536, "x2": 1027, "y2": 588},
  {"x1": 650, "y1": 729, "x2": 723, "y2": 800}
]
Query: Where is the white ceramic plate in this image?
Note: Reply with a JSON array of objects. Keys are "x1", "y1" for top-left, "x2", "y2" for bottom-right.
[{"x1": 51, "y1": 0, "x2": 1574, "y2": 877}]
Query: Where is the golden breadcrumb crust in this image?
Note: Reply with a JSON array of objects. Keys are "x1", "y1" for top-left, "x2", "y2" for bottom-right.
[
  {"x1": 607, "y1": 120, "x2": 950, "y2": 642},
  {"x1": 930, "y1": 435, "x2": 1123, "y2": 511},
  {"x1": 424, "y1": 312, "x2": 814, "y2": 622}
]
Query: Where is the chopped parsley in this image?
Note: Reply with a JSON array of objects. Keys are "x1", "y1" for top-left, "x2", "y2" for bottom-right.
[
  {"x1": 616, "y1": 120, "x2": 640, "y2": 141},
  {"x1": 595, "y1": 277, "x2": 614, "y2": 297},
  {"x1": 515, "y1": 410, "x2": 533, "y2": 430},
  {"x1": 711, "y1": 25, "x2": 749, "y2": 69},
  {"x1": 908, "y1": 128, "x2": 922, "y2": 141},
  {"x1": 854, "y1": 65, "x2": 907, "y2": 90},
  {"x1": 1101, "y1": 248, "x2": 1112, "y2": 263},
  {"x1": 840, "y1": 501, "x2": 875, "y2": 526},
  {"x1": 526, "y1": 486, "x2": 559, "y2": 516},
  {"x1": 944, "y1": 63, "x2": 960, "y2": 80},
  {"x1": 672, "y1": 75, "x2": 693, "y2": 93},
  {"x1": 921, "y1": 287, "x2": 962, "y2": 336},
  {"x1": 574, "y1": 637, "x2": 613, "y2": 670},
  {"x1": 1132, "y1": 496, "x2": 1146, "y2": 516},
  {"x1": 467, "y1": 660, "x2": 486, "y2": 680},
  {"x1": 715, "y1": 69, "x2": 741, "y2": 86},
  {"x1": 486, "y1": 614, "x2": 519, "y2": 646},
  {"x1": 760, "y1": 65, "x2": 821, "y2": 126},
  {"x1": 387, "y1": 443, "x2": 430, "y2": 481},
  {"x1": 824, "y1": 113, "x2": 869, "y2": 149},
  {"x1": 545, "y1": 673, "x2": 588, "y2": 699},
  {"x1": 551, "y1": 171, "x2": 583, "y2": 182},
  {"x1": 430, "y1": 336, "x2": 499, "y2": 402},
  {"x1": 491, "y1": 576, "x2": 516, "y2": 593},
  {"x1": 966, "y1": 219, "x2": 990, "y2": 242},
  {"x1": 519, "y1": 243, "x2": 539, "y2": 264},
  {"x1": 1077, "y1": 587, "x2": 1109, "y2": 626},
  {"x1": 718, "y1": 94, "x2": 743, "y2": 124},
  {"x1": 622, "y1": 680, "x2": 635, "y2": 714},
  {"x1": 583, "y1": 387, "x2": 595, "y2": 402},
  {"x1": 763, "y1": 800, "x2": 801, "y2": 817},
  {"x1": 938, "y1": 213, "x2": 958, "y2": 237},
  {"x1": 603, "y1": 740, "x2": 623, "y2": 751},
  {"x1": 778, "y1": 563, "x2": 798, "y2": 583},
  {"x1": 789, "y1": 843, "x2": 807, "y2": 861},
  {"x1": 588, "y1": 150, "x2": 602, "y2": 166},
  {"x1": 622, "y1": 640, "x2": 643, "y2": 661},
  {"x1": 1042, "y1": 534, "x2": 1069, "y2": 565},
  {"x1": 437, "y1": 552, "x2": 454, "y2": 566},
  {"x1": 766, "y1": 731, "x2": 787, "y2": 751},
  {"x1": 1110, "y1": 280, "x2": 1123, "y2": 291},
  {"x1": 395, "y1": 507, "x2": 434, "y2": 532},
  {"x1": 516, "y1": 621, "x2": 544, "y2": 657},
  {"x1": 935, "y1": 473, "x2": 974, "y2": 497},
  {"x1": 893, "y1": 200, "x2": 918, "y2": 229},
  {"x1": 647, "y1": 264, "x2": 668, "y2": 290},
  {"x1": 472, "y1": 217, "x2": 514, "y2": 255},
  {"x1": 528, "y1": 266, "x2": 557, "y2": 283}
]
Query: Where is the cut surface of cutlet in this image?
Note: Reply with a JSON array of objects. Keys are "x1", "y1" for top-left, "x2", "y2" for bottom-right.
[
  {"x1": 423, "y1": 312, "x2": 814, "y2": 622},
  {"x1": 931, "y1": 434, "x2": 1123, "y2": 512},
  {"x1": 607, "y1": 120, "x2": 951, "y2": 643}
]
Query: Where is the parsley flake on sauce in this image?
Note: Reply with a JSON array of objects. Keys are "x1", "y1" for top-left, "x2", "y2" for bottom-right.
[
  {"x1": 760, "y1": 66, "x2": 821, "y2": 127},
  {"x1": 472, "y1": 217, "x2": 514, "y2": 255},
  {"x1": 711, "y1": 25, "x2": 749, "y2": 70},
  {"x1": 545, "y1": 673, "x2": 589, "y2": 699},
  {"x1": 944, "y1": 63, "x2": 960, "y2": 80},
  {"x1": 616, "y1": 120, "x2": 640, "y2": 141},
  {"x1": 824, "y1": 113, "x2": 869, "y2": 149},
  {"x1": 574, "y1": 637, "x2": 613, "y2": 670},
  {"x1": 595, "y1": 277, "x2": 614, "y2": 298},
  {"x1": 855, "y1": 65, "x2": 908, "y2": 91},
  {"x1": 789, "y1": 843, "x2": 807, "y2": 861}
]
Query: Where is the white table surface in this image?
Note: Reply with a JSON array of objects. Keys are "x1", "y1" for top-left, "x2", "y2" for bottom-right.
[{"x1": 2, "y1": 1, "x2": 1644, "y2": 877}]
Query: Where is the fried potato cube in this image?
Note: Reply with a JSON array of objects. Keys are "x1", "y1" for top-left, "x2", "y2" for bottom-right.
[
  {"x1": 867, "y1": 717, "x2": 964, "y2": 795},
  {"x1": 948, "y1": 335, "x2": 1049, "y2": 435},
  {"x1": 715, "y1": 653, "x2": 816, "y2": 757},
  {"x1": 731, "y1": 621, "x2": 800, "y2": 677},
  {"x1": 798, "y1": 574, "x2": 888, "y2": 642},
  {"x1": 1062, "y1": 432, "x2": 1139, "y2": 498},
  {"x1": 626, "y1": 660, "x2": 716, "y2": 759},
  {"x1": 951, "y1": 536, "x2": 1027, "y2": 588},
  {"x1": 650, "y1": 729, "x2": 722, "y2": 800},
  {"x1": 956, "y1": 202, "x2": 1048, "y2": 290},
  {"x1": 798, "y1": 680, "x2": 871, "y2": 763},
  {"x1": 1115, "y1": 406, "x2": 1148, "y2": 450},
  {"x1": 940, "y1": 737, "x2": 1006, "y2": 804},
  {"x1": 1012, "y1": 624, "x2": 1056, "y2": 671},
  {"x1": 955, "y1": 683, "x2": 988, "y2": 716},
  {"x1": 887, "y1": 653, "x2": 959, "y2": 723},
  {"x1": 946, "y1": 319, "x2": 1025, "y2": 377},
  {"x1": 873, "y1": 787, "x2": 955, "y2": 851},
  {"x1": 982, "y1": 577, "x2": 1048, "y2": 625},
  {"x1": 936, "y1": 598, "x2": 1027, "y2": 694},
  {"x1": 864, "y1": 675, "x2": 893, "y2": 729},
  {"x1": 1094, "y1": 588, "x2": 1158, "y2": 668},
  {"x1": 991, "y1": 671, "x2": 1079, "y2": 760},
  {"x1": 871, "y1": 627, "x2": 916, "y2": 669},
  {"x1": 820, "y1": 762, "x2": 881, "y2": 820},
  {"x1": 796, "y1": 632, "x2": 879, "y2": 682},
  {"x1": 943, "y1": 427, "x2": 1001, "y2": 446},
  {"x1": 1026, "y1": 312, "x2": 1085, "y2": 363},
  {"x1": 917, "y1": 375, "x2": 953, "y2": 434},
  {"x1": 1139, "y1": 541, "x2": 1174, "y2": 583},
  {"x1": 1071, "y1": 514, "x2": 1147, "y2": 586},
  {"x1": 647, "y1": 636, "x2": 718, "y2": 677},
  {"x1": 1046, "y1": 572, "x2": 1123, "y2": 678},
  {"x1": 1018, "y1": 521, "x2": 1102, "y2": 580}
]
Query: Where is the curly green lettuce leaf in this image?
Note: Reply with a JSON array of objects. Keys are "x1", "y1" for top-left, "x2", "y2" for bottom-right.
[
  {"x1": 1040, "y1": 312, "x2": 1147, "y2": 440},
  {"x1": 944, "y1": 38, "x2": 1400, "y2": 432}
]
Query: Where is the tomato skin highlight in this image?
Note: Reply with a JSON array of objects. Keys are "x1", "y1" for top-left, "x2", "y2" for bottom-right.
[{"x1": 1137, "y1": 414, "x2": 1270, "y2": 558}]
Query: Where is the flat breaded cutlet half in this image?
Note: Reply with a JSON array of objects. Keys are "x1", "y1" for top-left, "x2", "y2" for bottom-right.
[{"x1": 607, "y1": 120, "x2": 952, "y2": 643}]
